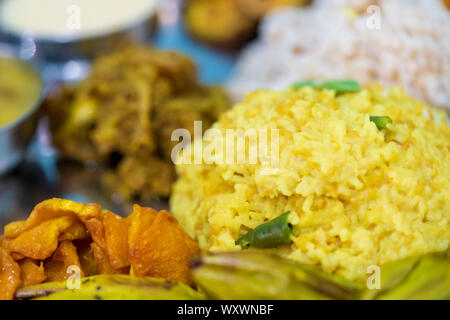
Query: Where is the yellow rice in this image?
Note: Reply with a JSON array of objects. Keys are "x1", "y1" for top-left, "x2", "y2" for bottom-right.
[{"x1": 170, "y1": 84, "x2": 450, "y2": 281}]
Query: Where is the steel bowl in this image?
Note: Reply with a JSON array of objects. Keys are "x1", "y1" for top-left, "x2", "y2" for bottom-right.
[
  {"x1": 0, "y1": 45, "x2": 45, "y2": 175},
  {"x1": 0, "y1": 0, "x2": 160, "y2": 82}
]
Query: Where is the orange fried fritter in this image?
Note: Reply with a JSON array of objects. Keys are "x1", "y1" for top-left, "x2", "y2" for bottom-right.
[
  {"x1": 0, "y1": 198, "x2": 200, "y2": 299},
  {"x1": 19, "y1": 259, "x2": 46, "y2": 287},
  {"x1": 7, "y1": 216, "x2": 76, "y2": 260},
  {"x1": 4, "y1": 199, "x2": 101, "y2": 239},
  {"x1": 44, "y1": 241, "x2": 85, "y2": 282},
  {"x1": 0, "y1": 247, "x2": 21, "y2": 300},
  {"x1": 129, "y1": 205, "x2": 200, "y2": 284},
  {"x1": 91, "y1": 242, "x2": 128, "y2": 275},
  {"x1": 102, "y1": 210, "x2": 130, "y2": 269}
]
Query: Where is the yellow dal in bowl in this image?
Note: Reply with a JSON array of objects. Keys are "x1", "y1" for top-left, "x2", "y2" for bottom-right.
[{"x1": 0, "y1": 57, "x2": 42, "y2": 128}]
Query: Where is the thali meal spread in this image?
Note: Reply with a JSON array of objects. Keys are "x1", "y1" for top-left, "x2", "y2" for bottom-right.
[
  {"x1": 0, "y1": 0, "x2": 450, "y2": 302},
  {"x1": 171, "y1": 83, "x2": 450, "y2": 282},
  {"x1": 45, "y1": 46, "x2": 230, "y2": 200},
  {"x1": 0, "y1": 57, "x2": 42, "y2": 128}
]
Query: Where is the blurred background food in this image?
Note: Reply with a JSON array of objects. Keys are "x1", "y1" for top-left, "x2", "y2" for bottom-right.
[
  {"x1": 0, "y1": 0, "x2": 160, "y2": 82},
  {"x1": 0, "y1": 0, "x2": 159, "y2": 40},
  {"x1": 45, "y1": 46, "x2": 229, "y2": 201},
  {"x1": 183, "y1": 0, "x2": 257, "y2": 49},
  {"x1": 443, "y1": 0, "x2": 450, "y2": 10},
  {"x1": 227, "y1": 0, "x2": 450, "y2": 110},
  {"x1": 0, "y1": 0, "x2": 236, "y2": 222},
  {"x1": 183, "y1": 0, "x2": 310, "y2": 49}
]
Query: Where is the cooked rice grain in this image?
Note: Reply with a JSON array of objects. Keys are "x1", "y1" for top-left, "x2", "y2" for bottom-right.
[
  {"x1": 228, "y1": 0, "x2": 450, "y2": 110},
  {"x1": 171, "y1": 85, "x2": 450, "y2": 282}
]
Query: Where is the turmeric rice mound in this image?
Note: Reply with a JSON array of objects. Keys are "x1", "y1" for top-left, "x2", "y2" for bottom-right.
[{"x1": 170, "y1": 84, "x2": 450, "y2": 282}]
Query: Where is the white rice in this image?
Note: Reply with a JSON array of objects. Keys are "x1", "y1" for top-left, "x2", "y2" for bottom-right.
[{"x1": 227, "y1": 0, "x2": 450, "y2": 110}]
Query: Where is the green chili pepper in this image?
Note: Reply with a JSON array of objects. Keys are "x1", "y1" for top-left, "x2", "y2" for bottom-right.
[
  {"x1": 236, "y1": 211, "x2": 292, "y2": 249},
  {"x1": 291, "y1": 80, "x2": 317, "y2": 89},
  {"x1": 292, "y1": 80, "x2": 360, "y2": 93},
  {"x1": 370, "y1": 115, "x2": 393, "y2": 130},
  {"x1": 317, "y1": 80, "x2": 360, "y2": 92}
]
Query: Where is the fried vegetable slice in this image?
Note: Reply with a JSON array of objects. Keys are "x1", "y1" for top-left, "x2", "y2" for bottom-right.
[
  {"x1": 7, "y1": 216, "x2": 76, "y2": 260},
  {"x1": 0, "y1": 238, "x2": 24, "y2": 259},
  {"x1": 1, "y1": 198, "x2": 203, "y2": 298},
  {"x1": 76, "y1": 240, "x2": 99, "y2": 276},
  {"x1": 19, "y1": 259, "x2": 46, "y2": 287},
  {"x1": 0, "y1": 247, "x2": 22, "y2": 300},
  {"x1": 85, "y1": 217, "x2": 106, "y2": 249},
  {"x1": 128, "y1": 205, "x2": 200, "y2": 284},
  {"x1": 91, "y1": 243, "x2": 128, "y2": 275},
  {"x1": 4, "y1": 199, "x2": 101, "y2": 239},
  {"x1": 58, "y1": 221, "x2": 90, "y2": 241},
  {"x1": 44, "y1": 241, "x2": 85, "y2": 282},
  {"x1": 102, "y1": 210, "x2": 130, "y2": 269},
  {"x1": 127, "y1": 204, "x2": 158, "y2": 252}
]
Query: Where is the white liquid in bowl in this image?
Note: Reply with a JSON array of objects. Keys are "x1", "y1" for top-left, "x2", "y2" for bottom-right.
[{"x1": 0, "y1": 0, "x2": 158, "y2": 39}]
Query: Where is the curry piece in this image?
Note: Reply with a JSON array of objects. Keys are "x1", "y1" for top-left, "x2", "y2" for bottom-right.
[{"x1": 45, "y1": 46, "x2": 230, "y2": 200}]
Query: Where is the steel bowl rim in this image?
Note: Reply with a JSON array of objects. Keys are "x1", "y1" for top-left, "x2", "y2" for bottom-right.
[{"x1": 0, "y1": 0, "x2": 160, "y2": 45}]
